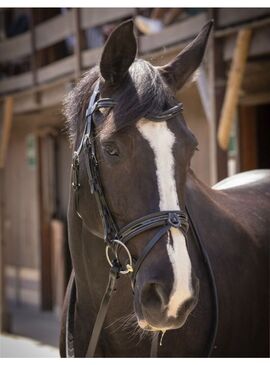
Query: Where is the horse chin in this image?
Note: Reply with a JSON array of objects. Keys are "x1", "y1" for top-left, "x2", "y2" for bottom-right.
[
  {"x1": 137, "y1": 316, "x2": 188, "y2": 332},
  {"x1": 138, "y1": 319, "x2": 170, "y2": 332}
]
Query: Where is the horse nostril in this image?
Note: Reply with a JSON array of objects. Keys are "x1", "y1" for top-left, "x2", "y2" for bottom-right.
[
  {"x1": 182, "y1": 297, "x2": 195, "y2": 312},
  {"x1": 176, "y1": 296, "x2": 197, "y2": 321},
  {"x1": 141, "y1": 282, "x2": 167, "y2": 311}
]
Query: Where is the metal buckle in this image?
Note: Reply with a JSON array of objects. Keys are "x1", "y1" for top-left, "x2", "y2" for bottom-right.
[
  {"x1": 83, "y1": 134, "x2": 91, "y2": 149},
  {"x1": 71, "y1": 152, "x2": 80, "y2": 191},
  {"x1": 85, "y1": 101, "x2": 98, "y2": 118},
  {"x1": 105, "y1": 240, "x2": 133, "y2": 275},
  {"x1": 168, "y1": 212, "x2": 181, "y2": 228}
]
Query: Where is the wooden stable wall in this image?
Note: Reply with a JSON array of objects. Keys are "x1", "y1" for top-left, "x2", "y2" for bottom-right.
[
  {"x1": 4, "y1": 121, "x2": 41, "y2": 306},
  {"x1": 238, "y1": 103, "x2": 270, "y2": 172},
  {"x1": 3, "y1": 110, "x2": 72, "y2": 309}
]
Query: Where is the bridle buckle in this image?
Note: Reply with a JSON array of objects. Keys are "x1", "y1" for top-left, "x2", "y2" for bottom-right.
[
  {"x1": 72, "y1": 152, "x2": 80, "y2": 191},
  {"x1": 168, "y1": 212, "x2": 181, "y2": 228}
]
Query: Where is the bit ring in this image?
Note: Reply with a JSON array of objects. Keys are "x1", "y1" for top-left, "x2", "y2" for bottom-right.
[{"x1": 105, "y1": 240, "x2": 133, "y2": 275}]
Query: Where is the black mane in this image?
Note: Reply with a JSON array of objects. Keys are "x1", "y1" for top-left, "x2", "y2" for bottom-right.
[{"x1": 64, "y1": 59, "x2": 176, "y2": 143}]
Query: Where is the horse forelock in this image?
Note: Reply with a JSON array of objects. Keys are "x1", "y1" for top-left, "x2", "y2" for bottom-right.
[
  {"x1": 63, "y1": 66, "x2": 100, "y2": 144},
  {"x1": 63, "y1": 59, "x2": 176, "y2": 143}
]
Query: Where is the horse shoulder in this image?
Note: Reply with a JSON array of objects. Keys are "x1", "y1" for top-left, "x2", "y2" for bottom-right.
[{"x1": 212, "y1": 169, "x2": 270, "y2": 246}]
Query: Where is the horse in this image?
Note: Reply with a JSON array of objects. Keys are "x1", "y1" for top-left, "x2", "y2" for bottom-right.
[{"x1": 60, "y1": 19, "x2": 269, "y2": 357}]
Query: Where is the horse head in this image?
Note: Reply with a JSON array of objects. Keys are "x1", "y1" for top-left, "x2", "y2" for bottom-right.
[{"x1": 65, "y1": 19, "x2": 213, "y2": 334}]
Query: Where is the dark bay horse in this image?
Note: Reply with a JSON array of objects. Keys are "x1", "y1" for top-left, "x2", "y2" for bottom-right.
[{"x1": 60, "y1": 20, "x2": 269, "y2": 357}]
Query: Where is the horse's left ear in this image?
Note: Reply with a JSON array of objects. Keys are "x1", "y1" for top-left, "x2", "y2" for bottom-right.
[
  {"x1": 100, "y1": 19, "x2": 137, "y2": 85},
  {"x1": 159, "y1": 20, "x2": 213, "y2": 91}
]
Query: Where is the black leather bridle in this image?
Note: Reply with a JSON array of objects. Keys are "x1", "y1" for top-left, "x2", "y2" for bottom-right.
[{"x1": 66, "y1": 79, "x2": 218, "y2": 358}]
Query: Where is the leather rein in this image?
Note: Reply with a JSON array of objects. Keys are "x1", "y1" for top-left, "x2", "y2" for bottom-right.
[{"x1": 66, "y1": 79, "x2": 219, "y2": 357}]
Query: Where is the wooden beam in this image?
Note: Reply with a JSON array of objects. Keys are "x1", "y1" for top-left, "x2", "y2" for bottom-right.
[
  {"x1": 38, "y1": 136, "x2": 55, "y2": 310},
  {"x1": 50, "y1": 219, "x2": 66, "y2": 314},
  {"x1": 217, "y1": 8, "x2": 270, "y2": 28},
  {"x1": 0, "y1": 44, "x2": 184, "y2": 115},
  {"x1": 0, "y1": 32, "x2": 31, "y2": 63},
  {"x1": 35, "y1": 10, "x2": 74, "y2": 51},
  {"x1": 242, "y1": 60, "x2": 270, "y2": 95},
  {"x1": 81, "y1": 8, "x2": 134, "y2": 30},
  {"x1": 36, "y1": 53, "x2": 75, "y2": 86},
  {"x1": 209, "y1": 9, "x2": 228, "y2": 181},
  {"x1": 0, "y1": 45, "x2": 102, "y2": 94},
  {"x1": 82, "y1": 46, "x2": 102, "y2": 69},
  {"x1": 0, "y1": 13, "x2": 212, "y2": 95},
  {"x1": 207, "y1": 11, "x2": 218, "y2": 185},
  {"x1": 0, "y1": 9, "x2": 134, "y2": 63},
  {"x1": 215, "y1": 16, "x2": 270, "y2": 38},
  {"x1": 139, "y1": 13, "x2": 207, "y2": 54},
  {"x1": 0, "y1": 96, "x2": 13, "y2": 330},
  {"x1": 1, "y1": 9, "x2": 268, "y2": 63},
  {"x1": 73, "y1": 9, "x2": 82, "y2": 79},
  {"x1": 196, "y1": 65, "x2": 212, "y2": 124},
  {"x1": 143, "y1": 43, "x2": 186, "y2": 65},
  {"x1": 0, "y1": 96, "x2": 14, "y2": 168},
  {"x1": 239, "y1": 105, "x2": 257, "y2": 171},
  {"x1": 29, "y1": 9, "x2": 40, "y2": 104},
  {"x1": 29, "y1": 9, "x2": 37, "y2": 87},
  {"x1": 239, "y1": 91, "x2": 270, "y2": 106},
  {"x1": 0, "y1": 72, "x2": 33, "y2": 94},
  {"x1": 218, "y1": 29, "x2": 252, "y2": 151},
  {"x1": 0, "y1": 11, "x2": 5, "y2": 41},
  {"x1": 223, "y1": 26, "x2": 270, "y2": 61},
  {"x1": 0, "y1": 168, "x2": 11, "y2": 331}
]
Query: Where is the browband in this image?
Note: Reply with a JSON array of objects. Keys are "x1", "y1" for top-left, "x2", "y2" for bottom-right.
[
  {"x1": 86, "y1": 80, "x2": 183, "y2": 125},
  {"x1": 147, "y1": 104, "x2": 183, "y2": 121}
]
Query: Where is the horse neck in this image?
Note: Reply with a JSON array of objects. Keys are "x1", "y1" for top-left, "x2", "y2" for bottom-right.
[
  {"x1": 185, "y1": 170, "x2": 218, "y2": 213},
  {"x1": 185, "y1": 170, "x2": 224, "y2": 226}
]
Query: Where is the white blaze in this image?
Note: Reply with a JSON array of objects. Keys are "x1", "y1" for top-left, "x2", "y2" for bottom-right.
[{"x1": 137, "y1": 119, "x2": 193, "y2": 318}]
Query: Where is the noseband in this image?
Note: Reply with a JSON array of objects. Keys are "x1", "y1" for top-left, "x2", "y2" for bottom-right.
[{"x1": 66, "y1": 79, "x2": 218, "y2": 357}]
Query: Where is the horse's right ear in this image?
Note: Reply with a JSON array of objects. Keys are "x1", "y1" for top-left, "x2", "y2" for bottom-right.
[
  {"x1": 159, "y1": 20, "x2": 213, "y2": 91},
  {"x1": 100, "y1": 20, "x2": 137, "y2": 85}
]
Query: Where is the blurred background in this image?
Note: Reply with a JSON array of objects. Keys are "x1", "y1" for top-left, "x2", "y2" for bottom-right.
[{"x1": 0, "y1": 7, "x2": 270, "y2": 357}]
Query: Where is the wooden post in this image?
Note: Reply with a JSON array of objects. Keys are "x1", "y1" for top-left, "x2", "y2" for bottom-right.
[
  {"x1": 29, "y1": 9, "x2": 40, "y2": 103},
  {"x1": 0, "y1": 166, "x2": 10, "y2": 332},
  {"x1": 0, "y1": 97, "x2": 13, "y2": 168},
  {"x1": 0, "y1": 10, "x2": 5, "y2": 41},
  {"x1": 73, "y1": 8, "x2": 82, "y2": 79},
  {"x1": 218, "y1": 29, "x2": 252, "y2": 150},
  {"x1": 208, "y1": 9, "x2": 229, "y2": 181},
  {"x1": 239, "y1": 105, "x2": 257, "y2": 171},
  {"x1": 37, "y1": 131, "x2": 59, "y2": 311},
  {"x1": 196, "y1": 65, "x2": 212, "y2": 125},
  {"x1": 50, "y1": 219, "x2": 65, "y2": 315},
  {"x1": 0, "y1": 96, "x2": 13, "y2": 332},
  {"x1": 196, "y1": 61, "x2": 218, "y2": 185},
  {"x1": 37, "y1": 137, "x2": 53, "y2": 310}
]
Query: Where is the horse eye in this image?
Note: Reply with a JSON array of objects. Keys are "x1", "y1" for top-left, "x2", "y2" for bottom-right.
[{"x1": 104, "y1": 144, "x2": 119, "y2": 157}]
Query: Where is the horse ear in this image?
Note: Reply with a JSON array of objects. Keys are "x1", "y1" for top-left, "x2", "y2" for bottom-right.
[
  {"x1": 100, "y1": 19, "x2": 137, "y2": 85},
  {"x1": 159, "y1": 20, "x2": 213, "y2": 91}
]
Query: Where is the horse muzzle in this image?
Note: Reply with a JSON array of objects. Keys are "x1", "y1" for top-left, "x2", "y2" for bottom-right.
[{"x1": 135, "y1": 275, "x2": 199, "y2": 331}]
